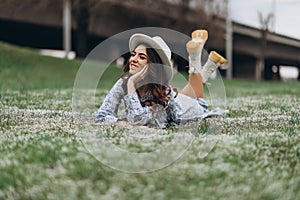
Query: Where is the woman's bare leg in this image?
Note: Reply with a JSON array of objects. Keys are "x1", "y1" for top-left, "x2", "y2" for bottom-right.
[
  {"x1": 181, "y1": 74, "x2": 204, "y2": 98},
  {"x1": 181, "y1": 51, "x2": 227, "y2": 98}
]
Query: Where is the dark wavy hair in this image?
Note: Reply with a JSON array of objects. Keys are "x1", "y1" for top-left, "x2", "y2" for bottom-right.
[{"x1": 121, "y1": 43, "x2": 171, "y2": 107}]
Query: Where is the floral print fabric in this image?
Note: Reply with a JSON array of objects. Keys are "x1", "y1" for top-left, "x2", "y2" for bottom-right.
[{"x1": 95, "y1": 78, "x2": 220, "y2": 128}]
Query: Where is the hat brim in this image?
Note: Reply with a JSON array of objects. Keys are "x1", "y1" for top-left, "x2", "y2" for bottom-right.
[{"x1": 129, "y1": 34, "x2": 173, "y2": 82}]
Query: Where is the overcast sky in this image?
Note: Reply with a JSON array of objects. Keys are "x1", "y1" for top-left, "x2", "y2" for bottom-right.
[{"x1": 229, "y1": 0, "x2": 300, "y2": 39}]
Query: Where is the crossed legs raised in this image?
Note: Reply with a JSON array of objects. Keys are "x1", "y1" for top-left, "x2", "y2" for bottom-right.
[{"x1": 180, "y1": 29, "x2": 227, "y2": 98}]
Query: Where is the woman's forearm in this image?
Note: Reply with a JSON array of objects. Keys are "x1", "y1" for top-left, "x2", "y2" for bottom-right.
[{"x1": 127, "y1": 80, "x2": 136, "y2": 94}]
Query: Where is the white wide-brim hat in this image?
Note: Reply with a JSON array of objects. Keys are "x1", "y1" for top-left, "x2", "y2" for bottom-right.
[{"x1": 129, "y1": 33, "x2": 173, "y2": 82}]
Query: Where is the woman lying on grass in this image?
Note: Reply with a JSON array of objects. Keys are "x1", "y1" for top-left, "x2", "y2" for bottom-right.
[{"x1": 95, "y1": 30, "x2": 227, "y2": 128}]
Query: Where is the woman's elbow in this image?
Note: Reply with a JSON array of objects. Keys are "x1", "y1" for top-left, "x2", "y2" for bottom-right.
[{"x1": 95, "y1": 113, "x2": 118, "y2": 123}]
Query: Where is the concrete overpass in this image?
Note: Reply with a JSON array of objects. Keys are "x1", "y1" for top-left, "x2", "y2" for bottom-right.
[
  {"x1": 0, "y1": 0, "x2": 299, "y2": 80},
  {"x1": 229, "y1": 22, "x2": 300, "y2": 80}
]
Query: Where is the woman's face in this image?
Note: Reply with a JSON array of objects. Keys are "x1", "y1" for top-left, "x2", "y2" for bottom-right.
[{"x1": 129, "y1": 44, "x2": 149, "y2": 74}]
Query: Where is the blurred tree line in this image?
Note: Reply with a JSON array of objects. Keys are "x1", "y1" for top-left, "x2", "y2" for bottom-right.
[
  {"x1": 1, "y1": 0, "x2": 227, "y2": 57},
  {"x1": 71, "y1": 0, "x2": 228, "y2": 57}
]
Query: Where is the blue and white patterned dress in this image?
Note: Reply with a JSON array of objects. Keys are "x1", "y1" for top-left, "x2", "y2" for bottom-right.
[{"x1": 95, "y1": 78, "x2": 223, "y2": 128}]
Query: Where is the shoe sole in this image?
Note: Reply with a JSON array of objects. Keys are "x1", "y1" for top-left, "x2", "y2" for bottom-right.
[
  {"x1": 186, "y1": 40, "x2": 202, "y2": 54},
  {"x1": 191, "y1": 30, "x2": 208, "y2": 42},
  {"x1": 209, "y1": 51, "x2": 227, "y2": 64}
]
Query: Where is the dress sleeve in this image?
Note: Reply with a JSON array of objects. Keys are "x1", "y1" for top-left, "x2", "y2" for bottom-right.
[
  {"x1": 95, "y1": 79, "x2": 124, "y2": 123},
  {"x1": 123, "y1": 92, "x2": 152, "y2": 125}
]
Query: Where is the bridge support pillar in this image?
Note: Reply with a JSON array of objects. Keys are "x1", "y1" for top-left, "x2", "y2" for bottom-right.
[
  {"x1": 255, "y1": 58, "x2": 265, "y2": 81},
  {"x1": 63, "y1": 0, "x2": 72, "y2": 59}
]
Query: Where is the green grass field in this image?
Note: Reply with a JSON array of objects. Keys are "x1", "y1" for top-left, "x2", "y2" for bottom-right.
[{"x1": 0, "y1": 42, "x2": 299, "y2": 200}]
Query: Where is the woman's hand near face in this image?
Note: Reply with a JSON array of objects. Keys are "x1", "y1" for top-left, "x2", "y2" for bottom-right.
[{"x1": 127, "y1": 65, "x2": 149, "y2": 94}]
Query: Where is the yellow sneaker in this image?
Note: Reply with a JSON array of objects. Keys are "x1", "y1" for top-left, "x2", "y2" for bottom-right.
[
  {"x1": 201, "y1": 51, "x2": 227, "y2": 83},
  {"x1": 186, "y1": 29, "x2": 209, "y2": 74},
  {"x1": 209, "y1": 51, "x2": 227, "y2": 64}
]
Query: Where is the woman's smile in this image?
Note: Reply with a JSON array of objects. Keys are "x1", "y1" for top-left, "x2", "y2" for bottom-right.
[{"x1": 129, "y1": 44, "x2": 148, "y2": 74}]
